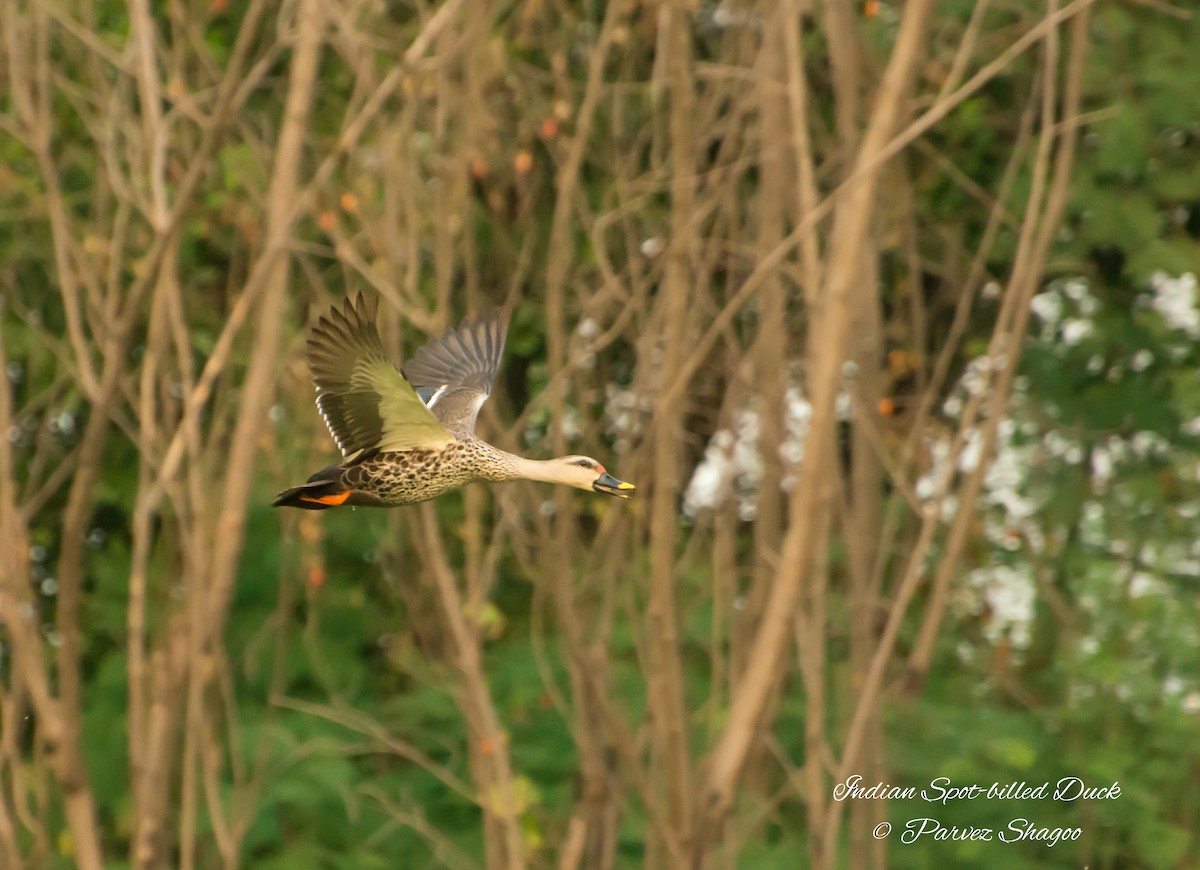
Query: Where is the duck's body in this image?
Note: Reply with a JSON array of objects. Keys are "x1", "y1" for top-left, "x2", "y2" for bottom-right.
[
  {"x1": 279, "y1": 439, "x2": 604, "y2": 508},
  {"x1": 274, "y1": 295, "x2": 634, "y2": 510}
]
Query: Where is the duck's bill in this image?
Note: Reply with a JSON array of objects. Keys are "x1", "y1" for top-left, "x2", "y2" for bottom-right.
[{"x1": 593, "y1": 471, "x2": 636, "y2": 499}]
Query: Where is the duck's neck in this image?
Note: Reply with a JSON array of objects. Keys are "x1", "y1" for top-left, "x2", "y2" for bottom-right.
[
  {"x1": 503, "y1": 452, "x2": 573, "y2": 485},
  {"x1": 474, "y1": 443, "x2": 571, "y2": 485}
]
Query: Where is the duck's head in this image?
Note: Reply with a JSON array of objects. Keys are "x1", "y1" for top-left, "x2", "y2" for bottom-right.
[{"x1": 557, "y1": 455, "x2": 636, "y2": 498}]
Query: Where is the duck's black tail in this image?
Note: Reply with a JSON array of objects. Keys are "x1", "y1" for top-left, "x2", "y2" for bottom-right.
[{"x1": 272, "y1": 467, "x2": 351, "y2": 510}]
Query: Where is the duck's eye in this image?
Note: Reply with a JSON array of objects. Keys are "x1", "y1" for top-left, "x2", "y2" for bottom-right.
[{"x1": 573, "y1": 459, "x2": 593, "y2": 468}]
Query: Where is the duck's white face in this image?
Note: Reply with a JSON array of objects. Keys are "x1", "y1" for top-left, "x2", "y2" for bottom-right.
[{"x1": 558, "y1": 455, "x2": 636, "y2": 498}]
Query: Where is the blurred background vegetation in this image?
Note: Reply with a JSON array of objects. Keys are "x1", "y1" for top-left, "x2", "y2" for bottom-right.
[{"x1": 1, "y1": 0, "x2": 1199, "y2": 868}]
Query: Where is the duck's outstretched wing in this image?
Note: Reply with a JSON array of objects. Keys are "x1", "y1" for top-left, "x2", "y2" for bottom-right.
[
  {"x1": 403, "y1": 308, "x2": 510, "y2": 438},
  {"x1": 307, "y1": 293, "x2": 454, "y2": 456}
]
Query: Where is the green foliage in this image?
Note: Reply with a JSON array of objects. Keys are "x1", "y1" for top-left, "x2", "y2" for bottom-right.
[
  {"x1": 887, "y1": 273, "x2": 1200, "y2": 867},
  {"x1": 1067, "y1": 5, "x2": 1200, "y2": 282}
]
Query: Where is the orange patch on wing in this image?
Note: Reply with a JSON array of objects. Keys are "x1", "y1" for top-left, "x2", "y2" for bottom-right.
[{"x1": 300, "y1": 489, "x2": 352, "y2": 506}]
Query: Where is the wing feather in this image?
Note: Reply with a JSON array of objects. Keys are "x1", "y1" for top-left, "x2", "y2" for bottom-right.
[
  {"x1": 403, "y1": 308, "x2": 510, "y2": 437},
  {"x1": 306, "y1": 294, "x2": 453, "y2": 456}
]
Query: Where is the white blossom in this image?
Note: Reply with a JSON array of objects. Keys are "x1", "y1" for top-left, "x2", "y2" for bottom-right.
[
  {"x1": 1147, "y1": 271, "x2": 1200, "y2": 337},
  {"x1": 1030, "y1": 290, "x2": 1063, "y2": 326},
  {"x1": 965, "y1": 564, "x2": 1036, "y2": 649},
  {"x1": 682, "y1": 439, "x2": 735, "y2": 516},
  {"x1": 1061, "y1": 318, "x2": 1093, "y2": 346}
]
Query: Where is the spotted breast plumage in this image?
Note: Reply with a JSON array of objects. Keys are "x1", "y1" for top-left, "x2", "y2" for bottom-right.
[{"x1": 273, "y1": 294, "x2": 635, "y2": 509}]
